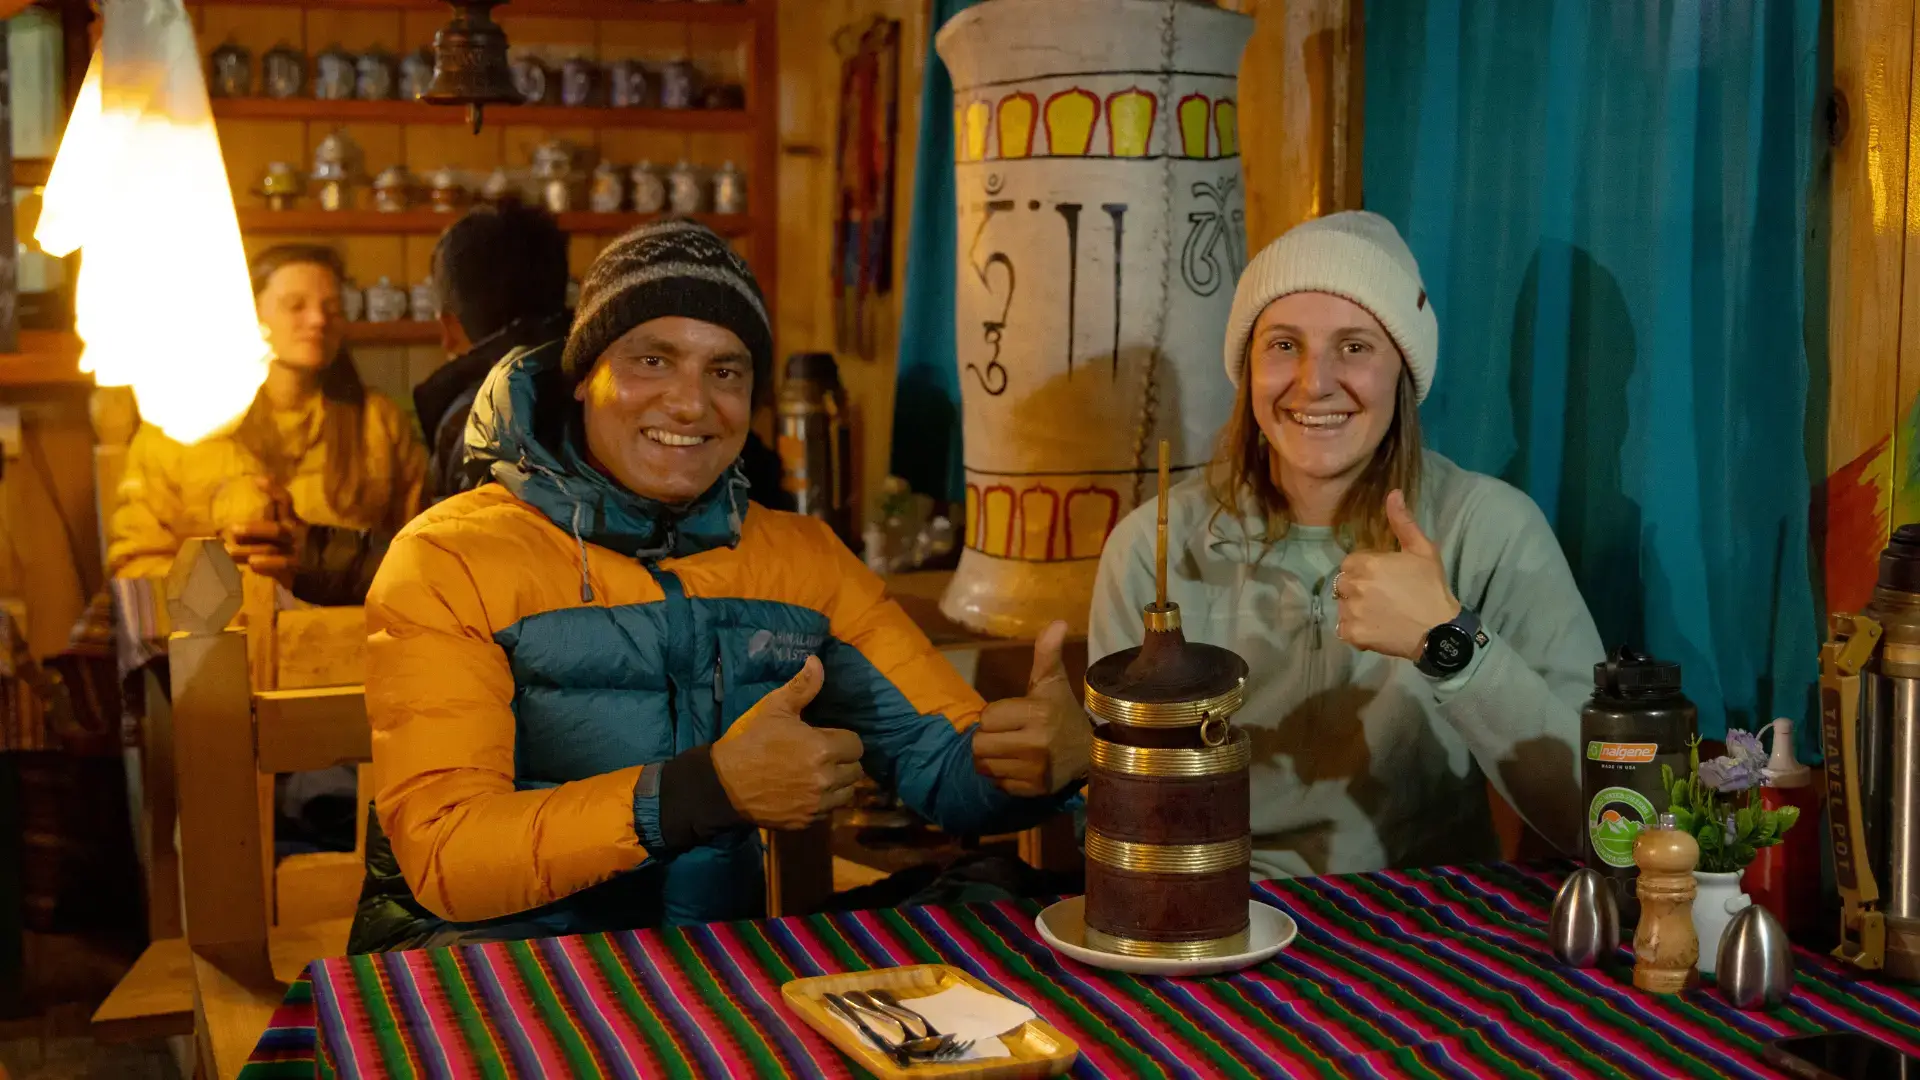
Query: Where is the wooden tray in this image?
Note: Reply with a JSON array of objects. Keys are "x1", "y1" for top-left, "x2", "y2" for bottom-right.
[{"x1": 780, "y1": 964, "x2": 1078, "y2": 1079}]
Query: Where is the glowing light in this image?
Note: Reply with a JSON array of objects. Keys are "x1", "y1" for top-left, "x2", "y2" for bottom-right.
[{"x1": 36, "y1": 0, "x2": 269, "y2": 445}]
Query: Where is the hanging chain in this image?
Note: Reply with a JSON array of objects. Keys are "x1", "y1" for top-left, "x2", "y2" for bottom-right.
[{"x1": 1130, "y1": 0, "x2": 1182, "y2": 510}]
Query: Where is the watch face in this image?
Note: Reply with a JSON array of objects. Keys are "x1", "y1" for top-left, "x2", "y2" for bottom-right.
[{"x1": 1424, "y1": 623, "x2": 1475, "y2": 674}]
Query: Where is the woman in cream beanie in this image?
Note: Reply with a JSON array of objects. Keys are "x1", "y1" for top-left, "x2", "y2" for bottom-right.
[{"x1": 1088, "y1": 211, "x2": 1605, "y2": 881}]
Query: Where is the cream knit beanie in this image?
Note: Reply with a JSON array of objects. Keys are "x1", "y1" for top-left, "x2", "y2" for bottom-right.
[{"x1": 1222, "y1": 210, "x2": 1439, "y2": 402}]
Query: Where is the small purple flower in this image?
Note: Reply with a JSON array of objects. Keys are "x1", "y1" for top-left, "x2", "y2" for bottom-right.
[
  {"x1": 1726, "y1": 729, "x2": 1767, "y2": 770},
  {"x1": 1699, "y1": 755, "x2": 1760, "y2": 793}
]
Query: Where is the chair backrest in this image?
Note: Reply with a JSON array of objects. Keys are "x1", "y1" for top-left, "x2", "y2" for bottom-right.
[{"x1": 168, "y1": 539, "x2": 369, "y2": 988}]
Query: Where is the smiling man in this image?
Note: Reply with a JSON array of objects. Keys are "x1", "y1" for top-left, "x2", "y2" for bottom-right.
[{"x1": 347, "y1": 220, "x2": 1090, "y2": 951}]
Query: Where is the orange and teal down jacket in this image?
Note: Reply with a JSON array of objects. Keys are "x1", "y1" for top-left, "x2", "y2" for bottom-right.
[{"x1": 347, "y1": 342, "x2": 1065, "y2": 951}]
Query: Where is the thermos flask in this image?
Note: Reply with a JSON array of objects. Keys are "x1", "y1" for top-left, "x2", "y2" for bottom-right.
[{"x1": 1821, "y1": 523, "x2": 1920, "y2": 980}]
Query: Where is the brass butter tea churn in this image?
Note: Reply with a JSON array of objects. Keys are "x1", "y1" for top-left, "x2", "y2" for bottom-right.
[{"x1": 1080, "y1": 442, "x2": 1252, "y2": 958}]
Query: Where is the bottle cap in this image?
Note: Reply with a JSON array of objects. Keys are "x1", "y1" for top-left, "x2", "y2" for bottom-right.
[
  {"x1": 1764, "y1": 718, "x2": 1812, "y2": 788},
  {"x1": 1592, "y1": 646, "x2": 1684, "y2": 699}
]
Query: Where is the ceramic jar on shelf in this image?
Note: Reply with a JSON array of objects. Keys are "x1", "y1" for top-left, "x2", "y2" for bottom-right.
[
  {"x1": 311, "y1": 130, "x2": 365, "y2": 212},
  {"x1": 511, "y1": 55, "x2": 553, "y2": 105},
  {"x1": 667, "y1": 160, "x2": 705, "y2": 214},
  {"x1": 410, "y1": 281, "x2": 438, "y2": 323},
  {"x1": 657, "y1": 59, "x2": 700, "y2": 110},
  {"x1": 341, "y1": 278, "x2": 365, "y2": 323},
  {"x1": 561, "y1": 57, "x2": 600, "y2": 108},
  {"x1": 210, "y1": 41, "x2": 251, "y2": 98},
  {"x1": 373, "y1": 166, "x2": 415, "y2": 213},
  {"x1": 356, "y1": 48, "x2": 397, "y2": 101},
  {"x1": 588, "y1": 161, "x2": 625, "y2": 213},
  {"x1": 711, "y1": 161, "x2": 746, "y2": 215},
  {"x1": 630, "y1": 161, "x2": 667, "y2": 213},
  {"x1": 608, "y1": 60, "x2": 648, "y2": 108},
  {"x1": 263, "y1": 43, "x2": 305, "y2": 99},
  {"x1": 532, "y1": 141, "x2": 579, "y2": 214},
  {"x1": 365, "y1": 277, "x2": 408, "y2": 324},
  {"x1": 255, "y1": 162, "x2": 303, "y2": 211},
  {"x1": 429, "y1": 167, "x2": 470, "y2": 214},
  {"x1": 314, "y1": 46, "x2": 356, "y2": 101},
  {"x1": 399, "y1": 48, "x2": 434, "y2": 101}
]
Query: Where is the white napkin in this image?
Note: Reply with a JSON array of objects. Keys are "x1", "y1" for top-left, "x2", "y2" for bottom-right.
[{"x1": 828, "y1": 984, "x2": 1037, "y2": 1063}]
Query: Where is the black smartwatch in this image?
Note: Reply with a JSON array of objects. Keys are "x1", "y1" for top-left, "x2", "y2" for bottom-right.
[{"x1": 1415, "y1": 606, "x2": 1488, "y2": 679}]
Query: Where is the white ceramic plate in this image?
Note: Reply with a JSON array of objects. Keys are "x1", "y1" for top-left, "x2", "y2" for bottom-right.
[{"x1": 1035, "y1": 896, "x2": 1297, "y2": 977}]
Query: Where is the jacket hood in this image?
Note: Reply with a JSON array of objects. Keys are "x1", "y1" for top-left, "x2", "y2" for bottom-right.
[{"x1": 465, "y1": 340, "x2": 748, "y2": 594}]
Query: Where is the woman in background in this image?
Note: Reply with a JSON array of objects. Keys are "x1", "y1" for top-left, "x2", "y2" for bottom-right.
[
  {"x1": 108, "y1": 244, "x2": 425, "y2": 853},
  {"x1": 1090, "y1": 211, "x2": 1603, "y2": 880},
  {"x1": 108, "y1": 244, "x2": 425, "y2": 601}
]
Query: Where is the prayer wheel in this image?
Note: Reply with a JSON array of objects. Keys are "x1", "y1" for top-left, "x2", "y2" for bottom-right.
[{"x1": 1081, "y1": 445, "x2": 1251, "y2": 959}]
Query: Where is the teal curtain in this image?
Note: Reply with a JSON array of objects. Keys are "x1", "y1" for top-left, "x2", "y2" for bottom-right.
[
  {"x1": 889, "y1": 0, "x2": 983, "y2": 504},
  {"x1": 1365, "y1": 0, "x2": 1824, "y2": 750}
]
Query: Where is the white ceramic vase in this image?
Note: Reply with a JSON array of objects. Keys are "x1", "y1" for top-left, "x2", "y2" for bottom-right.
[
  {"x1": 1692, "y1": 869, "x2": 1750, "y2": 977},
  {"x1": 934, "y1": 0, "x2": 1252, "y2": 637}
]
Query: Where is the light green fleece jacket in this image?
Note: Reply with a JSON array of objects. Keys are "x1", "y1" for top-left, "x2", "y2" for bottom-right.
[{"x1": 1088, "y1": 450, "x2": 1603, "y2": 879}]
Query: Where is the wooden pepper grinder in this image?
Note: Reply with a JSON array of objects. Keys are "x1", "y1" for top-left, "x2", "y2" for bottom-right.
[{"x1": 1631, "y1": 811, "x2": 1701, "y2": 993}]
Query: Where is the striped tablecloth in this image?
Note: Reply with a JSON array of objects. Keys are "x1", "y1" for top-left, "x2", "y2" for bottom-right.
[{"x1": 239, "y1": 862, "x2": 1920, "y2": 1078}]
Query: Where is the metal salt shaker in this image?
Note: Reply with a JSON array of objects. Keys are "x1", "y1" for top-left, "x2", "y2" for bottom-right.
[
  {"x1": 1549, "y1": 867, "x2": 1620, "y2": 968},
  {"x1": 1717, "y1": 903, "x2": 1794, "y2": 1009}
]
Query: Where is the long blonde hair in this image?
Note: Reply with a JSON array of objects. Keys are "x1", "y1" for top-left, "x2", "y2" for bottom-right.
[{"x1": 1208, "y1": 361, "x2": 1424, "y2": 554}]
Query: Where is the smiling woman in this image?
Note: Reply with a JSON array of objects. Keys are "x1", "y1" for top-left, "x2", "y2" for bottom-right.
[{"x1": 1088, "y1": 210, "x2": 1606, "y2": 883}]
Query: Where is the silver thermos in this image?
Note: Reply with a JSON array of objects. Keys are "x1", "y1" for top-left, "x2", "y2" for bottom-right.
[
  {"x1": 776, "y1": 352, "x2": 856, "y2": 549},
  {"x1": 1822, "y1": 522, "x2": 1920, "y2": 980}
]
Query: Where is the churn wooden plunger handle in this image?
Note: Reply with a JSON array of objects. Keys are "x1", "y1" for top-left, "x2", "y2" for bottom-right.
[{"x1": 1156, "y1": 439, "x2": 1170, "y2": 610}]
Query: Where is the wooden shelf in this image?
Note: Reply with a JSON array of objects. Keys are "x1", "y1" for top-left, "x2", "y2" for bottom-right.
[
  {"x1": 197, "y1": 0, "x2": 758, "y2": 19},
  {"x1": 345, "y1": 322, "x2": 440, "y2": 346},
  {"x1": 0, "y1": 331, "x2": 86, "y2": 388},
  {"x1": 210, "y1": 97, "x2": 750, "y2": 131},
  {"x1": 236, "y1": 208, "x2": 751, "y2": 236}
]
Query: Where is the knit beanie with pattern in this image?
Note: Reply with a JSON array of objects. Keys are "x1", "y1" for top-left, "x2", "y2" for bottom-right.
[
  {"x1": 1222, "y1": 210, "x2": 1439, "y2": 402},
  {"x1": 561, "y1": 218, "x2": 774, "y2": 401}
]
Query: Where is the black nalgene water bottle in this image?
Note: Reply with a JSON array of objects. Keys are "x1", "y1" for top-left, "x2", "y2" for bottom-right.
[{"x1": 1581, "y1": 647, "x2": 1698, "y2": 925}]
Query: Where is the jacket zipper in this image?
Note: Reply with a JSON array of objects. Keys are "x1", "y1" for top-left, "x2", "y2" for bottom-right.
[
  {"x1": 713, "y1": 649, "x2": 725, "y2": 727},
  {"x1": 1309, "y1": 579, "x2": 1324, "y2": 651}
]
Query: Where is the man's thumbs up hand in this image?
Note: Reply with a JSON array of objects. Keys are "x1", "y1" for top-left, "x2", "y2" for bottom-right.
[{"x1": 972, "y1": 621, "x2": 1091, "y2": 798}]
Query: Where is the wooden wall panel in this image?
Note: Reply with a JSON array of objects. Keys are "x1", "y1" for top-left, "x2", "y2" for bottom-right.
[
  {"x1": 1825, "y1": 0, "x2": 1914, "y2": 616},
  {"x1": 775, "y1": 0, "x2": 927, "y2": 522},
  {"x1": 1226, "y1": 0, "x2": 1364, "y2": 253}
]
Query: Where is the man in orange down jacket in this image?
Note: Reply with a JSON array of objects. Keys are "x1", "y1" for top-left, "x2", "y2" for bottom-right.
[{"x1": 348, "y1": 219, "x2": 1089, "y2": 951}]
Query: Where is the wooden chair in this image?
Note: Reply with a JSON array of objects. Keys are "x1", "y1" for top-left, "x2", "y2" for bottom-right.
[{"x1": 160, "y1": 540, "x2": 368, "y2": 1080}]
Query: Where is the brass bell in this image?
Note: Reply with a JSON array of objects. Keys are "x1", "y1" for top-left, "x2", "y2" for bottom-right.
[{"x1": 419, "y1": 0, "x2": 521, "y2": 134}]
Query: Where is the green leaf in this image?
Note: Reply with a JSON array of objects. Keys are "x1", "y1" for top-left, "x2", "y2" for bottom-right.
[
  {"x1": 1662, "y1": 763, "x2": 1675, "y2": 792},
  {"x1": 1670, "y1": 807, "x2": 1697, "y2": 834},
  {"x1": 1736, "y1": 805, "x2": 1758, "y2": 839},
  {"x1": 1775, "y1": 805, "x2": 1801, "y2": 833}
]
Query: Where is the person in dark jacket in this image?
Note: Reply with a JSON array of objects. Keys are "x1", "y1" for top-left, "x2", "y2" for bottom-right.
[{"x1": 412, "y1": 200, "x2": 575, "y2": 505}]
